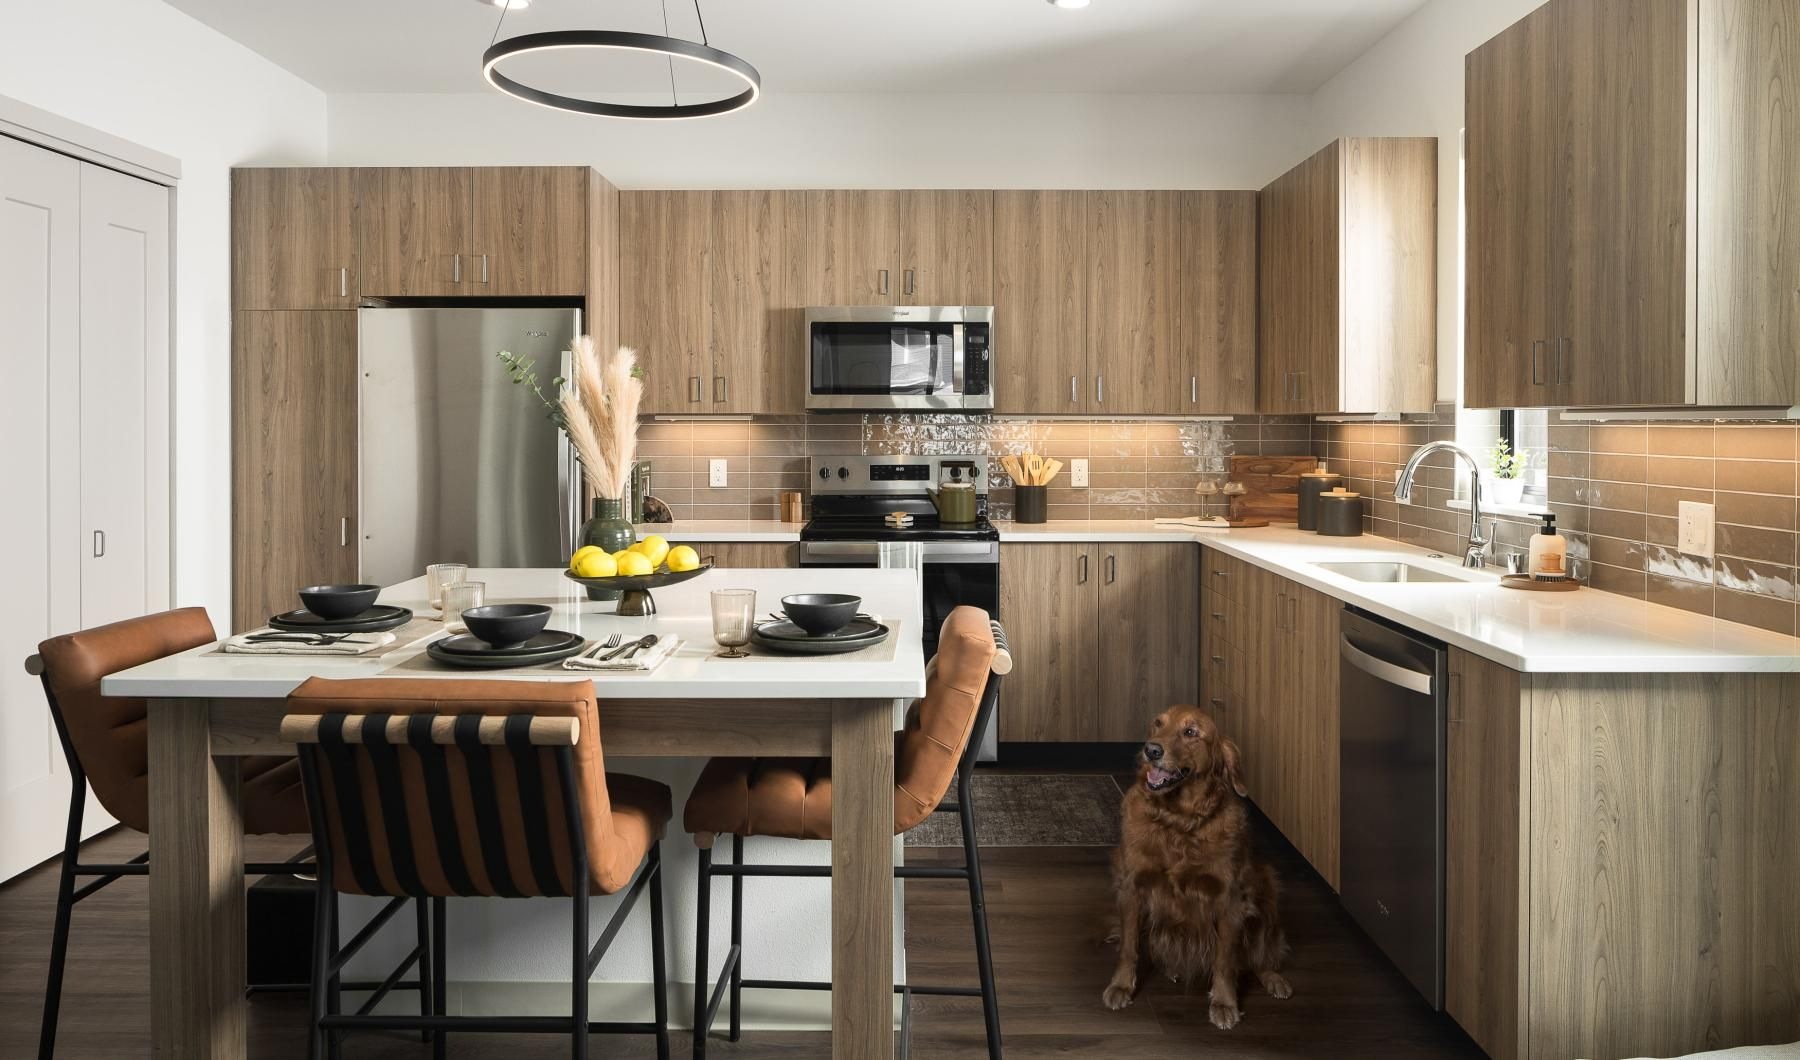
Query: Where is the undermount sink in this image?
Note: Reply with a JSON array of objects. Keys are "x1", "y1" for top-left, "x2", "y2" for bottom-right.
[{"x1": 1313, "y1": 560, "x2": 1476, "y2": 584}]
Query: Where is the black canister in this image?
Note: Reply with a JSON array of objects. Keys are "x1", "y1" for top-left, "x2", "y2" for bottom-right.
[
  {"x1": 1297, "y1": 468, "x2": 1345, "y2": 530},
  {"x1": 1014, "y1": 485, "x2": 1047, "y2": 524},
  {"x1": 1316, "y1": 488, "x2": 1364, "y2": 537}
]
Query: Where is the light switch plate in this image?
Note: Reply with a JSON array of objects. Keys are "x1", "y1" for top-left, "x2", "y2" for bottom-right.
[
  {"x1": 1678, "y1": 500, "x2": 1715, "y2": 560},
  {"x1": 1070, "y1": 458, "x2": 1089, "y2": 488},
  {"x1": 709, "y1": 458, "x2": 728, "y2": 488}
]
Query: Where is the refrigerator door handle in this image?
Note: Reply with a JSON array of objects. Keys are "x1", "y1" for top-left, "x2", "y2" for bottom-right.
[{"x1": 560, "y1": 346, "x2": 577, "y2": 559}]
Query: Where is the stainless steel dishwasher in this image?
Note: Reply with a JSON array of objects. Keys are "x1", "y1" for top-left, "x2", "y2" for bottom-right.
[{"x1": 1337, "y1": 606, "x2": 1447, "y2": 1009}]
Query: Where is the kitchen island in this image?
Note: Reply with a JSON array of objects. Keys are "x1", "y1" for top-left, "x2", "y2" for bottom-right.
[{"x1": 104, "y1": 567, "x2": 927, "y2": 1060}]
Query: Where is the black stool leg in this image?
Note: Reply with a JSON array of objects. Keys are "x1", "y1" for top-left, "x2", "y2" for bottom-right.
[
  {"x1": 432, "y1": 897, "x2": 448, "y2": 1060},
  {"x1": 308, "y1": 878, "x2": 333, "y2": 1060},
  {"x1": 38, "y1": 820, "x2": 79, "y2": 1060},
  {"x1": 959, "y1": 776, "x2": 1003, "y2": 1059},
  {"x1": 648, "y1": 845, "x2": 671, "y2": 1060},
  {"x1": 573, "y1": 866, "x2": 591, "y2": 1060},
  {"x1": 729, "y1": 834, "x2": 743, "y2": 1042},
  {"x1": 328, "y1": 896, "x2": 344, "y2": 1060},
  {"x1": 416, "y1": 898, "x2": 433, "y2": 1043},
  {"x1": 693, "y1": 843, "x2": 713, "y2": 1060}
]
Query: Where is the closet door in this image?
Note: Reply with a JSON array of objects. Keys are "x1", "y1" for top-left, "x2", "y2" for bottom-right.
[
  {"x1": 0, "y1": 137, "x2": 86, "y2": 881},
  {"x1": 79, "y1": 164, "x2": 170, "y2": 627}
]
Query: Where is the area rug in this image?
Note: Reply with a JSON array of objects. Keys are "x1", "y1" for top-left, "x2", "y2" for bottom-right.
[{"x1": 906, "y1": 774, "x2": 1123, "y2": 848}]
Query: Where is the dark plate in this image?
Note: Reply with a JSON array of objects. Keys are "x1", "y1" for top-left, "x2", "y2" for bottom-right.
[
  {"x1": 433, "y1": 630, "x2": 584, "y2": 657},
  {"x1": 425, "y1": 637, "x2": 586, "y2": 670},
  {"x1": 755, "y1": 617, "x2": 886, "y2": 642},
  {"x1": 269, "y1": 605, "x2": 413, "y2": 634},
  {"x1": 751, "y1": 624, "x2": 892, "y2": 656}
]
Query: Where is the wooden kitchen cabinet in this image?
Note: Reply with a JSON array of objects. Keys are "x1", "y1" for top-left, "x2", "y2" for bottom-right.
[
  {"x1": 621, "y1": 190, "x2": 713, "y2": 413},
  {"x1": 681, "y1": 541, "x2": 797, "y2": 569},
  {"x1": 354, "y1": 167, "x2": 474, "y2": 297},
  {"x1": 993, "y1": 191, "x2": 1089, "y2": 413},
  {"x1": 801, "y1": 189, "x2": 993, "y2": 307},
  {"x1": 231, "y1": 310, "x2": 358, "y2": 632},
  {"x1": 998, "y1": 542, "x2": 1195, "y2": 743},
  {"x1": 471, "y1": 166, "x2": 588, "y2": 296},
  {"x1": 800, "y1": 190, "x2": 903, "y2": 304},
  {"x1": 232, "y1": 168, "x2": 357, "y2": 310},
  {"x1": 1465, "y1": 0, "x2": 1800, "y2": 410},
  {"x1": 1258, "y1": 138, "x2": 1436, "y2": 415}
]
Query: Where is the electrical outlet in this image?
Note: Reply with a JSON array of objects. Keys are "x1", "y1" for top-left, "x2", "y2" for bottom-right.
[
  {"x1": 709, "y1": 458, "x2": 728, "y2": 488},
  {"x1": 1678, "y1": 500, "x2": 1715, "y2": 559},
  {"x1": 1070, "y1": 458, "x2": 1089, "y2": 488}
]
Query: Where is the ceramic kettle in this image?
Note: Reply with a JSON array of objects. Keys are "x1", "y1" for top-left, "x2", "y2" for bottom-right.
[{"x1": 928, "y1": 462, "x2": 979, "y2": 524}]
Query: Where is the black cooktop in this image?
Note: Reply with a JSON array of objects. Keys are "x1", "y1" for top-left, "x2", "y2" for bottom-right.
[{"x1": 801, "y1": 515, "x2": 999, "y2": 543}]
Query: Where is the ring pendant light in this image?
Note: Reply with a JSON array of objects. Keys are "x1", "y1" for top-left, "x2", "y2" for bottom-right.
[{"x1": 481, "y1": 0, "x2": 760, "y2": 119}]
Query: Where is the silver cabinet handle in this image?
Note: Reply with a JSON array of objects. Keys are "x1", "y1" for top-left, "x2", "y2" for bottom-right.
[
  {"x1": 1286, "y1": 595, "x2": 1297, "y2": 631},
  {"x1": 480, "y1": 254, "x2": 490, "y2": 285},
  {"x1": 1292, "y1": 372, "x2": 1305, "y2": 403},
  {"x1": 452, "y1": 253, "x2": 462, "y2": 283},
  {"x1": 1070, "y1": 376, "x2": 1078, "y2": 405},
  {"x1": 904, "y1": 268, "x2": 915, "y2": 296},
  {"x1": 1096, "y1": 375, "x2": 1104, "y2": 405},
  {"x1": 1190, "y1": 376, "x2": 1198, "y2": 404},
  {"x1": 340, "y1": 517, "x2": 349, "y2": 548},
  {"x1": 1078, "y1": 554, "x2": 1089, "y2": 584},
  {"x1": 339, "y1": 267, "x2": 348, "y2": 298},
  {"x1": 688, "y1": 376, "x2": 703, "y2": 403},
  {"x1": 878, "y1": 269, "x2": 889, "y2": 295},
  {"x1": 1274, "y1": 591, "x2": 1287, "y2": 631},
  {"x1": 92, "y1": 530, "x2": 105, "y2": 558},
  {"x1": 1341, "y1": 633, "x2": 1434, "y2": 695},
  {"x1": 714, "y1": 376, "x2": 727, "y2": 404},
  {"x1": 1530, "y1": 339, "x2": 1546, "y2": 385},
  {"x1": 1105, "y1": 554, "x2": 1117, "y2": 584}
]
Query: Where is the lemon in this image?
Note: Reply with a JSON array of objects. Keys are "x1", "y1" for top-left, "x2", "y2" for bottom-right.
[
  {"x1": 611, "y1": 549, "x2": 636, "y2": 567},
  {"x1": 634, "y1": 534, "x2": 671, "y2": 567},
  {"x1": 568, "y1": 545, "x2": 602, "y2": 571},
  {"x1": 616, "y1": 551, "x2": 654, "y2": 577},
  {"x1": 574, "y1": 551, "x2": 617, "y2": 579},
  {"x1": 666, "y1": 544, "x2": 700, "y2": 572}
]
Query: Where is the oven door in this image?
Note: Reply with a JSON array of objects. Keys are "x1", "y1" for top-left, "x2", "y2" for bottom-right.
[{"x1": 805, "y1": 307, "x2": 992, "y2": 411}]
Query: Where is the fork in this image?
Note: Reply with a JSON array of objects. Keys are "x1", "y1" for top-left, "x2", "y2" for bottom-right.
[
  {"x1": 582, "y1": 633, "x2": 622, "y2": 660},
  {"x1": 245, "y1": 632, "x2": 352, "y2": 646}
]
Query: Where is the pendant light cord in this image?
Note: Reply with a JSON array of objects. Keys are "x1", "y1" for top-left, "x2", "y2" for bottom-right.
[
  {"x1": 660, "y1": 0, "x2": 678, "y2": 105},
  {"x1": 694, "y1": 0, "x2": 709, "y2": 44},
  {"x1": 488, "y1": 0, "x2": 510, "y2": 47}
]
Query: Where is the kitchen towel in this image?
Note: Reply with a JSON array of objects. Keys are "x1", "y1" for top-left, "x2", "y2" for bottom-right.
[
  {"x1": 562, "y1": 634, "x2": 683, "y2": 672},
  {"x1": 221, "y1": 630, "x2": 398, "y2": 656}
]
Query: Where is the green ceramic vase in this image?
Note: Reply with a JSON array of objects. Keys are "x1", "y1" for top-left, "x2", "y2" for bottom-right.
[{"x1": 579, "y1": 496, "x2": 636, "y2": 602}]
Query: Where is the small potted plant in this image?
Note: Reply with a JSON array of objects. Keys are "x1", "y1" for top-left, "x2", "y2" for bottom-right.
[{"x1": 1484, "y1": 438, "x2": 1528, "y2": 506}]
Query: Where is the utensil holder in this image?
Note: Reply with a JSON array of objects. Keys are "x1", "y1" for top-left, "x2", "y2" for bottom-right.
[{"x1": 1015, "y1": 485, "x2": 1047, "y2": 524}]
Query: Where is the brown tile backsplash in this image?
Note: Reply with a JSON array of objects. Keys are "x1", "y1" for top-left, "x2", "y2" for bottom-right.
[{"x1": 1313, "y1": 407, "x2": 1800, "y2": 638}]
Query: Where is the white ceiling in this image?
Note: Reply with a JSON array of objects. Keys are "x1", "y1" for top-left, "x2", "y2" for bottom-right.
[{"x1": 165, "y1": 0, "x2": 1429, "y2": 97}]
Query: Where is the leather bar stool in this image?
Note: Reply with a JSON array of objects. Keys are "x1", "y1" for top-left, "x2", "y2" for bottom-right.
[
  {"x1": 283, "y1": 676, "x2": 674, "y2": 1060},
  {"x1": 25, "y1": 607, "x2": 432, "y2": 1060},
  {"x1": 682, "y1": 606, "x2": 1009, "y2": 1059}
]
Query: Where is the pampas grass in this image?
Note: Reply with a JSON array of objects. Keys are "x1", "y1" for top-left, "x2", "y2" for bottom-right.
[{"x1": 561, "y1": 337, "x2": 642, "y2": 500}]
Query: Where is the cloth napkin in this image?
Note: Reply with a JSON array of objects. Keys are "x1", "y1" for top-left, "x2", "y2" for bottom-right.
[
  {"x1": 221, "y1": 630, "x2": 398, "y2": 656},
  {"x1": 561, "y1": 634, "x2": 683, "y2": 672}
]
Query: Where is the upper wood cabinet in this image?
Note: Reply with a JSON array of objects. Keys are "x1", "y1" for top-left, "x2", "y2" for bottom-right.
[
  {"x1": 1258, "y1": 138, "x2": 1437, "y2": 415},
  {"x1": 801, "y1": 190, "x2": 993, "y2": 307},
  {"x1": 353, "y1": 167, "x2": 474, "y2": 297},
  {"x1": 472, "y1": 167, "x2": 589, "y2": 297},
  {"x1": 1087, "y1": 191, "x2": 1257, "y2": 416},
  {"x1": 994, "y1": 191, "x2": 1088, "y2": 413},
  {"x1": 232, "y1": 168, "x2": 357, "y2": 310},
  {"x1": 1465, "y1": 0, "x2": 1800, "y2": 410},
  {"x1": 620, "y1": 189, "x2": 804, "y2": 415}
]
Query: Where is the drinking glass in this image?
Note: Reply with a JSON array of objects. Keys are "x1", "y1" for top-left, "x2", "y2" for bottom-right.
[
  {"x1": 710, "y1": 589, "x2": 756, "y2": 658},
  {"x1": 427, "y1": 563, "x2": 468, "y2": 609},
  {"x1": 443, "y1": 581, "x2": 486, "y2": 632}
]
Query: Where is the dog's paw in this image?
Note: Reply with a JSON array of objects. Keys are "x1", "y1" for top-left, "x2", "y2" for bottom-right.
[
  {"x1": 1102, "y1": 976, "x2": 1137, "y2": 1010},
  {"x1": 1261, "y1": 972, "x2": 1293, "y2": 999},
  {"x1": 1208, "y1": 1000, "x2": 1241, "y2": 1030}
]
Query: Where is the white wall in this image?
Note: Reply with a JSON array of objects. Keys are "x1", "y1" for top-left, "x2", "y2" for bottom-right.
[
  {"x1": 0, "y1": 0, "x2": 327, "y2": 624},
  {"x1": 327, "y1": 90, "x2": 1314, "y2": 189},
  {"x1": 1303, "y1": 0, "x2": 1547, "y2": 403}
]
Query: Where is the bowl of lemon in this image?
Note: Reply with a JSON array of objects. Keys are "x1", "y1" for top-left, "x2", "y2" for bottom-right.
[{"x1": 563, "y1": 535, "x2": 712, "y2": 615}]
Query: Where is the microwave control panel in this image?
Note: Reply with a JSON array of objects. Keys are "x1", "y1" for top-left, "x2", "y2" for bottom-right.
[{"x1": 964, "y1": 325, "x2": 991, "y2": 396}]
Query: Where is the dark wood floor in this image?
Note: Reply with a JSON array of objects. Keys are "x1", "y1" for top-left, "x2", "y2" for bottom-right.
[{"x1": 1, "y1": 780, "x2": 1482, "y2": 1058}]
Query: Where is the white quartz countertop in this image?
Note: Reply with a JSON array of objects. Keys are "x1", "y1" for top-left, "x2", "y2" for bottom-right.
[
  {"x1": 635, "y1": 520, "x2": 805, "y2": 542},
  {"x1": 103, "y1": 568, "x2": 926, "y2": 700},
  {"x1": 991, "y1": 519, "x2": 1227, "y2": 542}
]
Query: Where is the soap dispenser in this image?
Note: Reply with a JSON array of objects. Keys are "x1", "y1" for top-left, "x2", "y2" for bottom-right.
[{"x1": 1527, "y1": 513, "x2": 1567, "y2": 578}]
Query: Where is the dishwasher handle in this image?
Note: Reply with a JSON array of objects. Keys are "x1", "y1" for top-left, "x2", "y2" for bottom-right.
[{"x1": 1340, "y1": 633, "x2": 1434, "y2": 696}]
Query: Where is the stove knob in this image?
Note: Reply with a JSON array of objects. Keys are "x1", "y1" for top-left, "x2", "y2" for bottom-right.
[
  {"x1": 836, "y1": 466, "x2": 850, "y2": 480},
  {"x1": 970, "y1": 465, "x2": 981, "y2": 478},
  {"x1": 818, "y1": 466, "x2": 830, "y2": 480}
]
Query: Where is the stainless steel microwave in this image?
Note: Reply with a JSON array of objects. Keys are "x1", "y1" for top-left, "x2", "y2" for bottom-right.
[{"x1": 805, "y1": 306, "x2": 993, "y2": 411}]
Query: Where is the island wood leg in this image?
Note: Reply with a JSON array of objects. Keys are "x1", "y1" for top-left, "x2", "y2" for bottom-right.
[
  {"x1": 830, "y1": 698, "x2": 897, "y2": 1060},
  {"x1": 147, "y1": 697, "x2": 246, "y2": 1058}
]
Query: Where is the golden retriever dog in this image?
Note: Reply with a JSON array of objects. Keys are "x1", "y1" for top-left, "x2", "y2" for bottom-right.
[{"x1": 1103, "y1": 705, "x2": 1291, "y2": 1029}]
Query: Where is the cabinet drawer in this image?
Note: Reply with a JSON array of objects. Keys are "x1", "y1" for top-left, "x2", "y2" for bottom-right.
[
  {"x1": 1205, "y1": 550, "x2": 1246, "y2": 598},
  {"x1": 1204, "y1": 645, "x2": 1236, "y2": 697},
  {"x1": 1204, "y1": 587, "x2": 1232, "y2": 646}
]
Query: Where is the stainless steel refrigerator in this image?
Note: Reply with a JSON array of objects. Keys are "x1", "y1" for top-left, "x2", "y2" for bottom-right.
[{"x1": 357, "y1": 306, "x2": 580, "y2": 588}]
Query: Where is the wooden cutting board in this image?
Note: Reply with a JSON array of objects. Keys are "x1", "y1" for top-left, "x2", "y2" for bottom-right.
[{"x1": 1230, "y1": 455, "x2": 1316, "y2": 523}]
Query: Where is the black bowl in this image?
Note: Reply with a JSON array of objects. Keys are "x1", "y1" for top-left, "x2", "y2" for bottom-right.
[
  {"x1": 298, "y1": 584, "x2": 382, "y2": 621},
  {"x1": 460, "y1": 604, "x2": 552, "y2": 649},
  {"x1": 781, "y1": 593, "x2": 863, "y2": 637}
]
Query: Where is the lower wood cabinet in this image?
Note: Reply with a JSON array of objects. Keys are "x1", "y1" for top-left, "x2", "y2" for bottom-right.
[
  {"x1": 231, "y1": 310, "x2": 358, "y2": 633},
  {"x1": 998, "y1": 542, "x2": 1198, "y2": 743},
  {"x1": 678, "y1": 540, "x2": 796, "y2": 569}
]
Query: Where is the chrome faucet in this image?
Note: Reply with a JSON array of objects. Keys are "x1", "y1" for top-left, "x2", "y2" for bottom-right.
[{"x1": 1394, "y1": 441, "x2": 1489, "y2": 568}]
